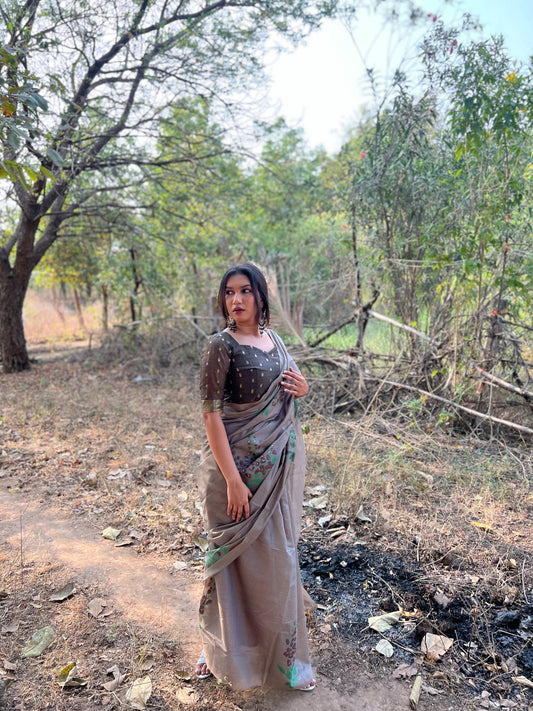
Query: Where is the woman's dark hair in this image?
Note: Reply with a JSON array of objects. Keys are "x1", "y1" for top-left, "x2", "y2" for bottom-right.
[{"x1": 217, "y1": 262, "x2": 270, "y2": 327}]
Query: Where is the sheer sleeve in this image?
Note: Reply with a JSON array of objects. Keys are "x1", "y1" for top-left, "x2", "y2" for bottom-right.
[{"x1": 200, "y1": 335, "x2": 231, "y2": 413}]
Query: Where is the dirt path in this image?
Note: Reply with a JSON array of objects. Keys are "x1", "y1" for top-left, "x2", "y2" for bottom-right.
[{"x1": 0, "y1": 488, "x2": 437, "y2": 711}]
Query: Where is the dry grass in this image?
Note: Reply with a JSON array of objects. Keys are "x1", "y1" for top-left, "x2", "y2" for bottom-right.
[
  {"x1": 23, "y1": 288, "x2": 102, "y2": 344},
  {"x1": 303, "y1": 409, "x2": 533, "y2": 601}
]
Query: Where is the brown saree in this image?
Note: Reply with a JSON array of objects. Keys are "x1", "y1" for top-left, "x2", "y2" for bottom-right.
[{"x1": 198, "y1": 330, "x2": 314, "y2": 690}]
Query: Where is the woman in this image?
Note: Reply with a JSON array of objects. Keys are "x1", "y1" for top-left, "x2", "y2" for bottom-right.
[{"x1": 196, "y1": 262, "x2": 316, "y2": 691}]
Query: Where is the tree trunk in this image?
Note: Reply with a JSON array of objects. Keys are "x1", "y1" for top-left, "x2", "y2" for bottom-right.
[
  {"x1": 291, "y1": 301, "x2": 304, "y2": 338},
  {"x1": 72, "y1": 286, "x2": 87, "y2": 334},
  {"x1": 129, "y1": 247, "x2": 142, "y2": 324},
  {"x1": 0, "y1": 200, "x2": 44, "y2": 372},
  {"x1": 101, "y1": 285, "x2": 109, "y2": 334},
  {"x1": 51, "y1": 286, "x2": 66, "y2": 325},
  {"x1": 0, "y1": 274, "x2": 31, "y2": 372}
]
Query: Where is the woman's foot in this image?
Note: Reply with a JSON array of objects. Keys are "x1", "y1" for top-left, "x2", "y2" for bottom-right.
[
  {"x1": 195, "y1": 651, "x2": 211, "y2": 680},
  {"x1": 298, "y1": 679, "x2": 316, "y2": 691}
]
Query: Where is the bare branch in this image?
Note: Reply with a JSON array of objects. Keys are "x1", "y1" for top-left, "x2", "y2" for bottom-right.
[
  {"x1": 475, "y1": 366, "x2": 533, "y2": 401},
  {"x1": 366, "y1": 376, "x2": 533, "y2": 436},
  {"x1": 369, "y1": 309, "x2": 436, "y2": 343}
]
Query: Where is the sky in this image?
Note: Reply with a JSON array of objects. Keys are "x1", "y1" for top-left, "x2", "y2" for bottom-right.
[{"x1": 266, "y1": 0, "x2": 533, "y2": 154}]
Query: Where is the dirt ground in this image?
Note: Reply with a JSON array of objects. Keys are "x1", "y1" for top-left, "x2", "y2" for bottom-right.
[{"x1": 1, "y1": 344, "x2": 532, "y2": 711}]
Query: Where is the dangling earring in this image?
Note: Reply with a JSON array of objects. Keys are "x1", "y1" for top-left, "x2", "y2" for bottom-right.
[
  {"x1": 259, "y1": 312, "x2": 267, "y2": 335},
  {"x1": 227, "y1": 316, "x2": 237, "y2": 332}
]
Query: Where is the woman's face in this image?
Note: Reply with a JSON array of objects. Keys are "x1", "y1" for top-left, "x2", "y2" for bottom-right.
[{"x1": 224, "y1": 273, "x2": 260, "y2": 329}]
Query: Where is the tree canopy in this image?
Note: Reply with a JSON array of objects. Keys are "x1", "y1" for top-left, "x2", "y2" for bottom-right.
[{"x1": 0, "y1": 0, "x2": 338, "y2": 371}]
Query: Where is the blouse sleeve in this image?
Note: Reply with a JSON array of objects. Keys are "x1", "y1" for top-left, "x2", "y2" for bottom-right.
[{"x1": 200, "y1": 336, "x2": 231, "y2": 413}]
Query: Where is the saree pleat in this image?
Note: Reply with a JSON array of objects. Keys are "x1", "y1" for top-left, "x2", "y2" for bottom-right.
[{"x1": 198, "y1": 331, "x2": 313, "y2": 690}]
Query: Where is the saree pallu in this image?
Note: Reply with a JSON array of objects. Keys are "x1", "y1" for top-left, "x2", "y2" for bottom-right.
[{"x1": 198, "y1": 332, "x2": 314, "y2": 690}]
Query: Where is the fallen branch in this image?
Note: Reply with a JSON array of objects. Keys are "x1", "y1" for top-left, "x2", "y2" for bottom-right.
[
  {"x1": 474, "y1": 365, "x2": 533, "y2": 401},
  {"x1": 369, "y1": 310, "x2": 436, "y2": 344},
  {"x1": 297, "y1": 353, "x2": 353, "y2": 371},
  {"x1": 366, "y1": 376, "x2": 533, "y2": 436},
  {"x1": 173, "y1": 309, "x2": 209, "y2": 339},
  {"x1": 369, "y1": 311, "x2": 532, "y2": 403}
]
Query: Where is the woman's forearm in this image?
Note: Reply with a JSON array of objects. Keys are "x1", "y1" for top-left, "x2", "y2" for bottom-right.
[
  {"x1": 203, "y1": 411, "x2": 241, "y2": 485},
  {"x1": 203, "y1": 410, "x2": 252, "y2": 520}
]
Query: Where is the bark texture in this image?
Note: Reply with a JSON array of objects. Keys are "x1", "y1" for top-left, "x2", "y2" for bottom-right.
[{"x1": 0, "y1": 261, "x2": 31, "y2": 372}]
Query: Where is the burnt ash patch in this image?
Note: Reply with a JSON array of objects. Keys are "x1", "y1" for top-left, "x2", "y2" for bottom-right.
[{"x1": 299, "y1": 525, "x2": 533, "y2": 704}]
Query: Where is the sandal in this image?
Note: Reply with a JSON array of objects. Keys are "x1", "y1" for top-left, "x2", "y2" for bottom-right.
[
  {"x1": 299, "y1": 679, "x2": 316, "y2": 691},
  {"x1": 195, "y1": 651, "x2": 211, "y2": 680}
]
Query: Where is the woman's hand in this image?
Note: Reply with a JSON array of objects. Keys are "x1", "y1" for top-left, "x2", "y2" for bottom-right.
[
  {"x1": 282, "y1": 367, "x2": 309, "y2": 398},
  {"x1": 226, "y1": 477, "x2": 252, "y2": 522}
]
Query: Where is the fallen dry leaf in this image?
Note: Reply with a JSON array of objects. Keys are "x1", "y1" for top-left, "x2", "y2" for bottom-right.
[
  {"x1": 433, "y1": 592, "x2": 451, "y2": 609},
  {"x1": 87, "y1": 598, "x2": 106, "y2": 618},
  {"x1": 1, "y1": 622, "x2": 19, "y2": 635},
  {"x1": 176, "y1": 687, "x2": 200, "y2": 705},
  {"x1": 393, "y1": 663, "x2": 418, "y2": 679},
  {"x1": 49, "y1": 582, "x2": 76, "y2": 602},
  {"x1": 115, "y1": 538, "x2": 134, "y2": 547},
  {"x1": 103, "y1": 664, "x2": 126, "y2": 692},
  {"x1": 305, "y1": 494, "x2": 329, "y2": 510},
  {"x1": 102, "y1": 526, "x2": 121, "y2": 540},
  {"x1": 368, "y1": 611, "x2": 401, "y2": 632},
  {"x1": 355, "y1": 504, "x2": 372, "y2": 523},
  {"x1": 193, "y1": 536, "x2": 209, "y2": 552},
  {"x1": 20, "y1": 625, "x2": 56, "y2": 658},
  {"x1": 125, "y1": 676, "x2": 152, "y2": 710},
  {"x1": 471, "y1": 520, "x2": 494, "y2": 532},
  {"x1": 375, "y1": 639, "x2": 394, "y2": 657},
  {"x1": 57, "y1": 663, "x2": 87, "y2": 689},
  {"x1": 140, "y1": 655, "x2": 155, "y2": 671},
  {"x1": 421, "y1": 683, "x2": 443, "y2": 695},
  {"x1": 421, "y1": 633, "x2": 453, "y2": 660}
]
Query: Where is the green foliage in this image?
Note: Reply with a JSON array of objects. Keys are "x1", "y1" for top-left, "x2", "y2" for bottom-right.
[
  {"x1": 328, "y1": 20, "x2": 533, "y2": 373},
  {"x1": 2, "y1": 0, "x2": 531, "y2": 401},
  {"x1": 0, "y1": 39, "x2": 50, "y2": 185}
]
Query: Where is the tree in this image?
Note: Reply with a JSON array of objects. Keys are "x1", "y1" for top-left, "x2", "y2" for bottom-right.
[
  {"x1": 0, "y1": 0, "x2": 337, "y2": 372},
  {"x1": 244, "y1": 119, "x2": 335, "y2": 336},
  {"x1": 343, "y1": 79, "x2": 443, "y2": 331},
  {"x1": 143, "y1": 97, "x2": 249, "y2": 327},
  {"x1": 423, "y1": 29, "x2": 533, "y2": 325}
]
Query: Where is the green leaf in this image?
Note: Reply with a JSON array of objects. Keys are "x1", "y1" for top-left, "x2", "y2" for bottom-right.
[
  {"x1": 22, "y1": 165, "x2": 40, "y2": 182},
  {"x1": 7, "y1": 130, "x2": 21, "y2": 150},
  {"x1": 39, "y1": 165, "x2": 56, "y2": 180},
  {"x1": 46, "y1": 147, "x2": 65, "y2": 166}
]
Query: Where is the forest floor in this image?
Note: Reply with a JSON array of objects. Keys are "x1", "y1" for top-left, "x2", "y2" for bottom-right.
[{"x1": 0, "y1": 333, "x2": 532, "y2": 711}]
